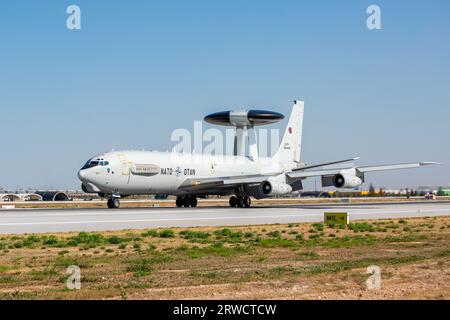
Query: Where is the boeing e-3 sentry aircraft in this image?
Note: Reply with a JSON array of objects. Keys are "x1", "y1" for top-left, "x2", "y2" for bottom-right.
[{"x1": 78, "y1": 101, "x2": 438, "y2": 209}]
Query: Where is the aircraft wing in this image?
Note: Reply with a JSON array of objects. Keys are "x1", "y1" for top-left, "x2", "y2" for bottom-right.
[
  {"x1": 287, "y1": 168, "x2": 344, "y2": 179},
  {"x1": 178, "y1": 173, "x2": 276, "y2": 192},
  {"x1": 356, "y1": 162, "x2": 439, "y2": 173},
  {"x1": 291, "y1": 157, "x2": 359, "y2": 171},
  {"x1": 179, "y1": 162, "x2": 438, "y2": 193},
  {"x1": 287, "y1": 162, "x2": 439, "y2": 179}
]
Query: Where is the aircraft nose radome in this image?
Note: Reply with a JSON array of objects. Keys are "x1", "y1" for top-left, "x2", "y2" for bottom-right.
[{"x1": 78, "y1": 170, "x2": 86, "y2": 181}]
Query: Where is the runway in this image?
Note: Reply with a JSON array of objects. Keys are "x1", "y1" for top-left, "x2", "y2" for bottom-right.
[{"x1": 0, "y1": 201, "x2": 449, "y2": 234}]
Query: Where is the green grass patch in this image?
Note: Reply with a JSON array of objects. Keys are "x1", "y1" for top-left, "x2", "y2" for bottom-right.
[
  {"x1": 126, "y1": 251, "x2": 172, "y2": 276},
  {"x1": 385, "y1": 223, "x2": 400, "y2": 229},
  {"x1": 141, "y1": 229, "x2": 158, "y2": 237},
  {"x1": 0, "y1": 265, "x2": 11, "y2": 273},
  {"x1": 67, "y1": 232, "x2": 105, "y2": 247},
  {"x1": 295, "y1": 234, "x2": 304, "y2": 241},
  {"x1": 309, "y1": 234, "x2": 321, "y2": 240},
  {"x1": 256, "y1": 238, "x2": 298, "y2": 248},
  {"x1": 319, "y1": 235, "x2": 377, "y2": 248},
  {"x1": 327, "y1": 222, "x2": 347, "y2": 230},
  {"x1": 28, "y1": 268, "x2": 58, "y2": 280},
  {"x1": 107, "y1": 235, "x2": 123, "y2": 244},
  {"x1": 434, "y1": 249, "x2": 450, "y2": 258},
  {"x1": 126, "y1": 258, "x2": 154, "y2": 277},
  {"x1": 270, "y1": 266, "x2": 296, "y2": 275},
  {"x1": 183, "y1": 242, "x2": 251, "y2": 258},
  {"x1": 213, "y1": 228, "x2": 243, "y2": 242},
  {"x1": 159, "y1": 229, "x2": 175, "y2": 238},
  {"x1": 23, "y1": 235, "x2": 41, "y2": 248},
  {"x1": 383, "y1": 234, "x2": 428, "y2": 243},
  {"x1": 267, "y1": 231, "x2": 281, "y2": 238},
  {"x1": 348, "y1": 222, "x2": 374, "y2": 233},
  {"x1": 42, "y1": 235, "x2": 59, "y2": 246},
  {"x1": 312, "y1": 223, "x2": 324, "y2": 231},
  {"x1": 58, "y1": 250, "x2": 69, "y2": 256},
  {"x1": 0, "y1": 275, "x2": 19, "y2": 284},
  {"x1": 179, "y1": 230, "x2": 210, "y2": 240}
]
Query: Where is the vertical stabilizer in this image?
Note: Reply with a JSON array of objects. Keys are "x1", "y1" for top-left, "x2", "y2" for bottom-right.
[{"x1": 273, "y1": 100, "x2": 304, "y2": 169}]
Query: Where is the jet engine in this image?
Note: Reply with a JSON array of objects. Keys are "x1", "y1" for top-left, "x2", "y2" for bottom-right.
[
  {"x1": 259, "y1": 181, "x2": 293, "y2": 196},
  {"x1": 332, "y1": 173, "x2": 363, "y2": 188}
]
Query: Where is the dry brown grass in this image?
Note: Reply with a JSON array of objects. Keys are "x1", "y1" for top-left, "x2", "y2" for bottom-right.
[{"x1": 0, "y1": 216, "x2": 449, "y2": 300}]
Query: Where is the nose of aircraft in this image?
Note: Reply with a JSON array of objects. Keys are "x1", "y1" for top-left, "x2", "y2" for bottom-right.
[{"x1": 78, "y1": 170, "x2": 86, "y2": 181}]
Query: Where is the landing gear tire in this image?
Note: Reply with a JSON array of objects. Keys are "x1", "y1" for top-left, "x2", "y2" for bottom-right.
[
  {"x1": 177, "y1": 196, "x2": 197, "y2": 208},
  {"x1": 243, "y1": 196, "x2": 251, "y2": 208},
  {"x1": 229, "y1": 196, "x2": 237, "y2": 208},
  {"x1": 113, "y1": 198, "x2": 120, "y2": 209},
  {"x1": 107, "y1": 198, "x2": 120, "y2": 209},
  {"x1": 237, "y1": 196, "x2": 245, "y2": 208}
]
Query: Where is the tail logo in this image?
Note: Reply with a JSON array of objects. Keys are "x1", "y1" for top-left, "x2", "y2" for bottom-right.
[{"x1": 288, "y1": 127, "x2": 293, "y2": 134}]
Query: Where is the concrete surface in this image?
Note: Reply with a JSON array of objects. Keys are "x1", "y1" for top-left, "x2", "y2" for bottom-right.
[{"x1": 0, "y1": 201, "x2": 449, "y2": 234}]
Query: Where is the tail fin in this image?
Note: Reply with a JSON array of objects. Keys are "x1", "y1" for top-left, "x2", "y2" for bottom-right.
[{"x1": 273, "y1": 100, "x2": 304, "y2": 169}]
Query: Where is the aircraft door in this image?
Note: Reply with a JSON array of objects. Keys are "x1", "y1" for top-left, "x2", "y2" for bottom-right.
[{"x1": 117, "y1": 154, "x2": 131, "y2": 183}]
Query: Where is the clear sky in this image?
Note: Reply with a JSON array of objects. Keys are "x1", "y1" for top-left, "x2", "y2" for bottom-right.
[{"x1": 0, "y1": 0, "x2": 449, "y2": 190}]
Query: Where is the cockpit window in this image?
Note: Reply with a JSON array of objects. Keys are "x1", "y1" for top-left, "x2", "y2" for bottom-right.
[
  {"x1": 81, "y1": 158, "x2": 110, "y2": 170},
  {"x1": 81, "y1": 160, "x2": 100, "y2": 170}
]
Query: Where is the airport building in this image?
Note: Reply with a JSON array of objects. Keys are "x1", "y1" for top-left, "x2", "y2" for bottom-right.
[{"x1": 0, "y1": 190, "x2": 71, "y2": 202}]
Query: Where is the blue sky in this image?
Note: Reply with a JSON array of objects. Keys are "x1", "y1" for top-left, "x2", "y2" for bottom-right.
[{"x1": 0, "y1": 0, "x2": 449, "y2": 190}]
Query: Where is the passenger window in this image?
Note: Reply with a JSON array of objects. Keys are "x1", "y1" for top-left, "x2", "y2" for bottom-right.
[{"x1": 104, "y1": 161, "x2": 109, "y2": 166}]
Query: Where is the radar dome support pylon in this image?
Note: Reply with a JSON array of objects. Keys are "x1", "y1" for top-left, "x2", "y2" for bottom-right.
[{"x1": 204, "y1": 109, "x2": 284, "y2": 160}]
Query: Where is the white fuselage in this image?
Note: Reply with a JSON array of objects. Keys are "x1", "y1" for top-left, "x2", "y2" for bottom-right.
[{"x1": 78, "y1": 151, "x2": 284, "y2": 196}]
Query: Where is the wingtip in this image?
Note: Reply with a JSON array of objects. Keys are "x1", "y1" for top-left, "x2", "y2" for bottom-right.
[{"x1": 420, "y1": 162, "x2": 441, "y2": 166}]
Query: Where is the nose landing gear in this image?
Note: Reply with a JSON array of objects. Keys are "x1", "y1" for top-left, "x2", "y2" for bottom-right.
[
  {"x1": 229, "y1": 196, "x2": 251, "y2": 208},
  {"x1": 107, "y1": 198, "x2": 120, "y2": 209},
  {"x1": 176, "y1": 196, "x2": 198, "y2": 208}
]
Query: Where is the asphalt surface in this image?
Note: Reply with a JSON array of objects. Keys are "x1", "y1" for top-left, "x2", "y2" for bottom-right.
[{"x1": 0, "y1": 202, "x2": 449, "y2": 234}]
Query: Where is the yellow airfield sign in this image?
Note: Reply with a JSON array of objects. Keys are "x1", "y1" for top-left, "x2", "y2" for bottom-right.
[{"x1": 324, "y1": 212, "x2": 349, "y2": 225}]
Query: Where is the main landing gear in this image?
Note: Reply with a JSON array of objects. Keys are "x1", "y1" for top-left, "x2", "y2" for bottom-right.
[
  {"x1": 176, "y1": 196, "x2": 198, "y2": 208},
  {"x1": 229, "y1": 195, "x2": 251, "y2": 208},
  {"x1": 107, "y1": 198, "x2": 120, "y2": 209}
]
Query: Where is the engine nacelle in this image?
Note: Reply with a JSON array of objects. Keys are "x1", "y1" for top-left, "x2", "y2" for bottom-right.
[
  {"x1": 260, "y1": 181, "x2": 293, "y2": 196},
  {"x1": 333, "y1": 174, "x2": 363, "y2": 188}
]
